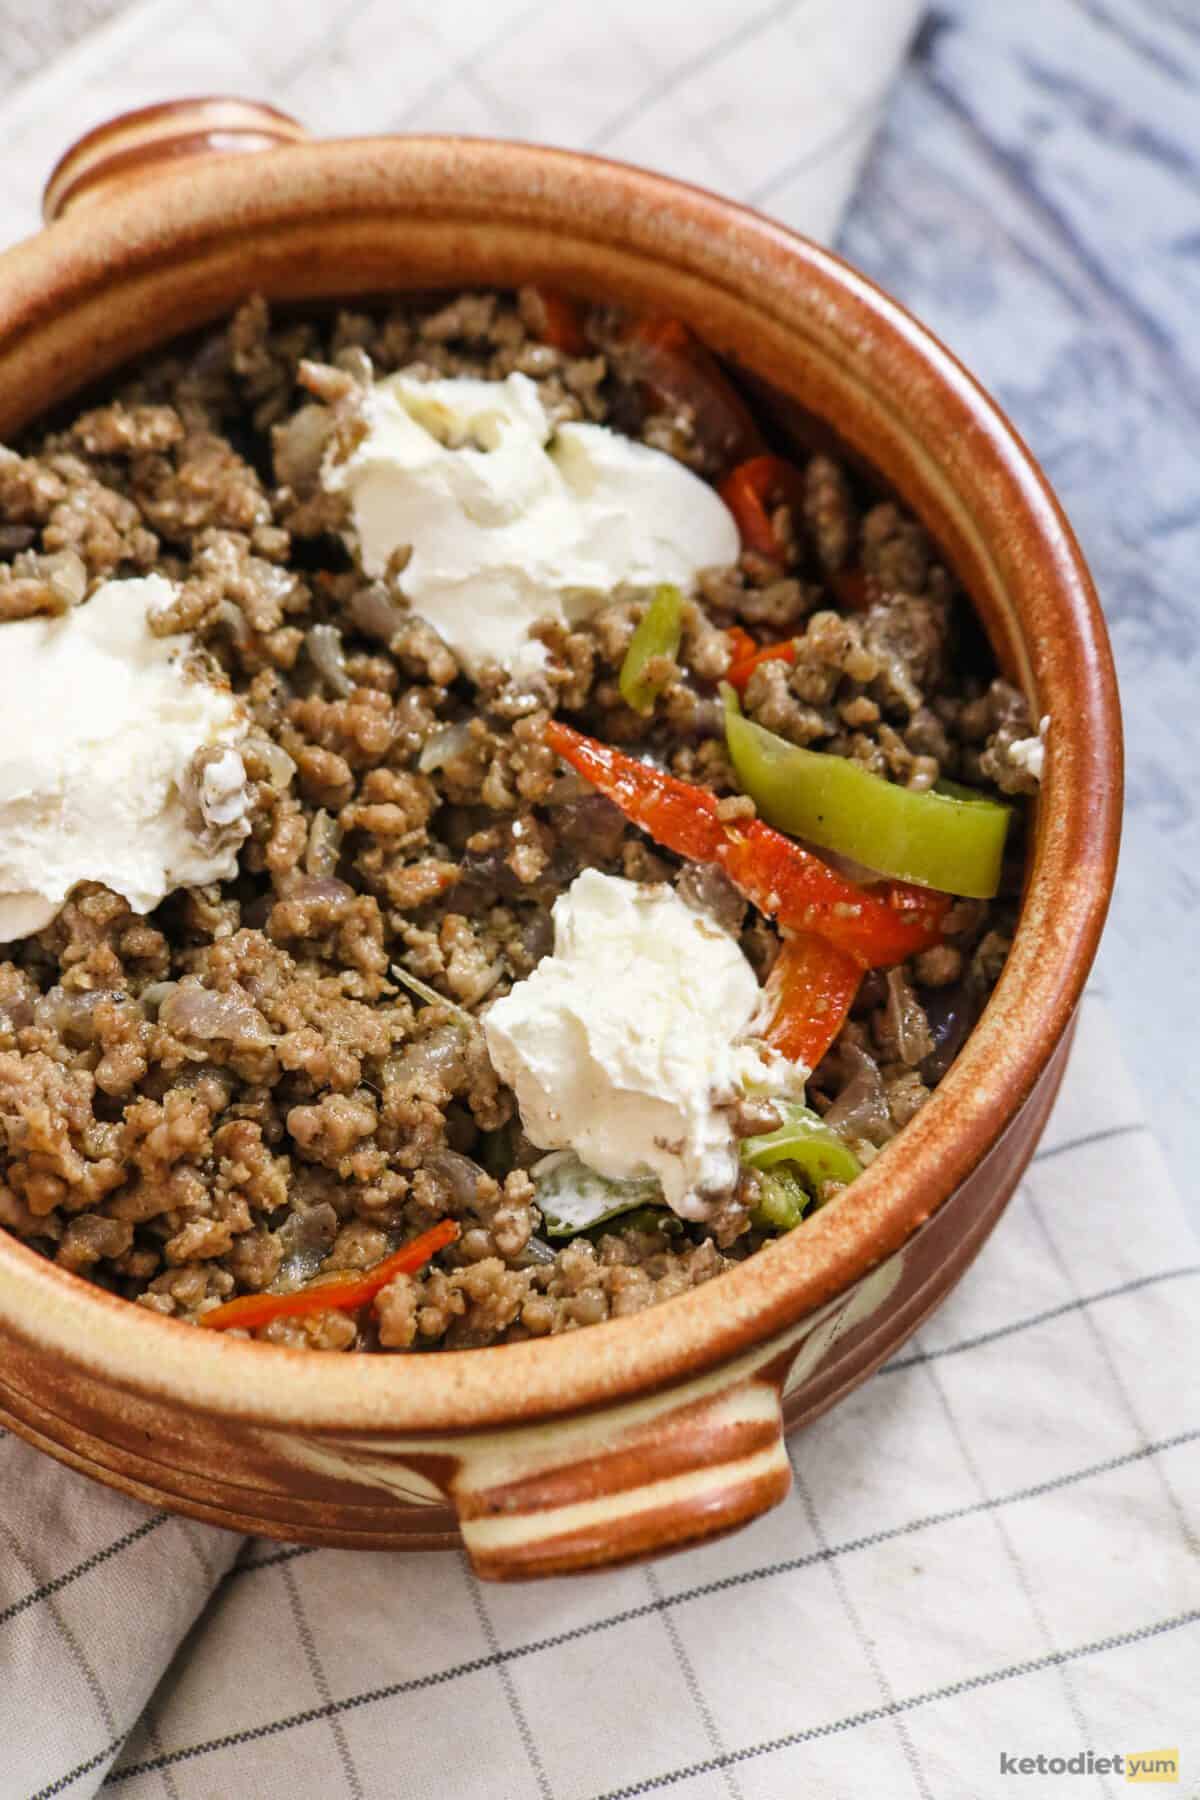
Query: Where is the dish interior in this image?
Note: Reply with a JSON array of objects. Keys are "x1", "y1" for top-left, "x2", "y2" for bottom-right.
[{"x1": 0, "y1": 285, "x2": 1043, "y2": 1357}]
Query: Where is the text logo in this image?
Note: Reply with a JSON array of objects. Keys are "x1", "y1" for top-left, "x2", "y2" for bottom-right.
[
  {"x1": 1126, "y1": 1749, "x2": 1179, "y2": 1785},
  {"x1": 999, "y1": 1750, "x2": 1180, "y2": 1782}
]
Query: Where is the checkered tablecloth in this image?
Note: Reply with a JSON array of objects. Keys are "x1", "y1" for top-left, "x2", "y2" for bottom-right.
[{"x1": 0, "y1": 4, "x2": 1196, "y2": 1798}]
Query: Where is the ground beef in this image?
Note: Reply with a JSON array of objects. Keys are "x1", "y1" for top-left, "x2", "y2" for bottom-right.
[{"x1": 0, "y1": 290, "x2": 1029, "y2": 1350}]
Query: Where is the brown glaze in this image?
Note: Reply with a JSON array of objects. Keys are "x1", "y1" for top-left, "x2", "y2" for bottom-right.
[{"x1": 0, "y1": 112, "x2": 1121, "y2": 1577}]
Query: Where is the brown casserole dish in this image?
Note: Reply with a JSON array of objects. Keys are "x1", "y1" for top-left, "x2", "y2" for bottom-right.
[{"x1": 0, "y1": 100, "x2": 1120, "y2": 1578}]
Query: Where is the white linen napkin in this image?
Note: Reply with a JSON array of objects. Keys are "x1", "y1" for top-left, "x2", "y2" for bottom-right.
[{"x1": 2, "y1": 4, "x2": 1196, "y2": 1798}]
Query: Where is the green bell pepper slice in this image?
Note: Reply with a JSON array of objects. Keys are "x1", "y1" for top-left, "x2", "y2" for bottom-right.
[
  {"x1": 740, "y1": 1101, "x2": 863, "y2": 1190},
  {"x1": 534, "y1": 1151, "x2": 662, "y2": 1238},
  {"x1": 619, "y1": 583, "x2": 683, "y2": 714},
  {"x1": 724, "y1": 698, "x2": 1011, "y2": 899},
  {"x1": 533, "y1": 1101, "x2": 861, "y2": 1243},
  {"x1": 743, "y1": 1103, "x2": 861, "y2": 1234},
  {"x1": 750, "y1": 1165, "x2": 812, "y2": 1232}
]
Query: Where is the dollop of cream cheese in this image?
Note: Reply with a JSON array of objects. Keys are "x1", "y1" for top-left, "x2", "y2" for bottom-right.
[
  {"x1": 324, "y1": 370, "x2": 739, "y2": 680},
  {"x1": 0, "y1": 574, "x2": 251, "y2": 940},
  {"x1": 483, "y1": 869, "x2": 799, "y2": 1218}
]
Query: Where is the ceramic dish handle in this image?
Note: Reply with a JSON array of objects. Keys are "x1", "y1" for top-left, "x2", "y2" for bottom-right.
[
  {"x1": 43, "y1": 97, "x2": 309, "y2": 223},
  {"x1": 451, "y1": 1373, "x2": 792, "y2": 1579}
]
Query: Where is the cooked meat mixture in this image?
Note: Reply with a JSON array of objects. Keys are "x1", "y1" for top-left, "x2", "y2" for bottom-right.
[{"x1": 0, "y1": 289, "x2": 1037, "y2": 1351}]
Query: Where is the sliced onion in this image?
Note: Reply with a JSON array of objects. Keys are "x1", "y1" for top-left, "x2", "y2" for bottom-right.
[
  {"x1": 674, "y1": 861, "x2": 745, "y2": 935},
  {"x1": 272, "y1": 402, "x2": 334, "y2": 490},
  {"x1": 552, "y1": 792, "x2": 627, "y2": 862},
  {"x1": 276, "y1": 1202, "x2": 339, "y2": 1288},
  {"x1": 426, "y1": 1147, "x2": 487, "y2": 1208},
  {"x1": 159, "y1": 982, "x2": 275, "y2": 1047},
  {"x1": 516, "y1": 1235, "x2": 557, "y2": 1268},
  {"x1": 418, "y1": 722, "x2": 472, "y2": 774},
  {"x1": 138, "y1": 981, "x2": 178, "y2": 1018},
  {"x1": 254, "y1": 738, "x2": 297, "y2": 791},
  {"x1": 304, "y1": 809, "x2": 343, "y2": 878},
  {"x1": 382, "y1": 1023, "x2": 468, "y2": 1089},
  {"x1": 822, "y1": 1042, "x2": 892, "y2": 1147},
  {"x1": 885, "y1": 967, "x2": 934, "y2": 1068},
  {"x1": 921, "y1": 979, "x2": 981, "y2": 1083},
  {"x1": 34, "y1": 986, "x2": 127, "y2": 1045},
  {"x1": 306, "y1": 623, "x2": 353, "y2": 697},
  {"x1": 286, "y1": 875, "x2": 354, "y2": 906},
  {"x1": 349, "y1": 582, "x2": 408, "y2": 644}
]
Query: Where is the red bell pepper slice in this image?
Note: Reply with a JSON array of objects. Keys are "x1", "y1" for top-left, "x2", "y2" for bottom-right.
[
  {"x1": 527, "y1": 287, "x2": 589, "y2": 355},
  {"x1": 544, "y1": 719, "x2": 728, "y2": 864},
  {"x1": 719, "y1": 454, "x2": 808, "y2": 559},
  {"x1": 198, "y1": 1219, "x2": 460, "y2": 1333},
  {"x1": 726, "y1": 626, "x2": 756, "y2": 666},
  {"x1": 760, "y1": 931, "x2": 862, "y2": 1069},
  {"x1": 623, "y1": 316, "x2": 764, "y2": 472},
  {"x1": 726, "y1": 631, "x2": 797, "y2": 692},
  {"x1": 718, "y1": 819, "x2": 948, "y2": 966},
  {"x1": 544, "y1": 721, "x2": 948, "y2": 966}
]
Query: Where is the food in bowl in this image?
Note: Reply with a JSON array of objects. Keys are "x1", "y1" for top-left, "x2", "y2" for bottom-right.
[{"x1": 0, "y1": 287, "x2": 1045, "y2": 1352}]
